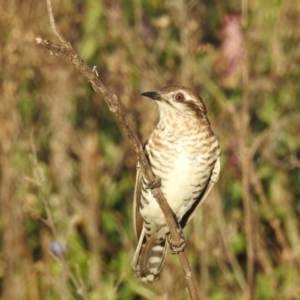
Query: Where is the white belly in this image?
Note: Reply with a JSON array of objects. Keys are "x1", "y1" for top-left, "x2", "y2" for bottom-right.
[{"x1": 140, "y1": 143, "x2": 212, "y2": 227}]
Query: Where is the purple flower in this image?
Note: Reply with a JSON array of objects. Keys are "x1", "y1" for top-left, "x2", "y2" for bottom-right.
[{"x1": 50, "y1": 241, "x2": 68, "y2": 255}]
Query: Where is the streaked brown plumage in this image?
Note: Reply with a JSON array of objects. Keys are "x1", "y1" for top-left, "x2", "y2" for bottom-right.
[{"x1": 132, "y1": 86, "x2": 221, "y2": 283}]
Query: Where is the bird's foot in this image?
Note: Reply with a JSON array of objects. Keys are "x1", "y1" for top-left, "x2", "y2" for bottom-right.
[
  {"x1": 146, "y1": 176, "x2": 161, "y2": 189},
  {"x1": 168, "y1": 229, "x2": 186, "y2": 254}
]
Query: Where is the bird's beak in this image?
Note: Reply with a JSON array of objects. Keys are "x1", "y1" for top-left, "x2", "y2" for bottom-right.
[{"x1": 141, "y1": 91, "x2": 162, "y2": 101}]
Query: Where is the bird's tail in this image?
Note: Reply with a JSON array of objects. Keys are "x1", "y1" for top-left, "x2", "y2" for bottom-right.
[{"x1": 132, "y1": 227, "x2": 167, "y2": 283}]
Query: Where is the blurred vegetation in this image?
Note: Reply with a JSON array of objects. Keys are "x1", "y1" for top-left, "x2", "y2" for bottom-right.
[{"x1": 1, "y1": 0, "x2": 300, "y2": 299}]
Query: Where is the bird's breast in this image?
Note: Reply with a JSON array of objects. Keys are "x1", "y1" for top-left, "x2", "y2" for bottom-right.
[{"x1": 140, "y1": 128, "x2": 219, "y2": 225}]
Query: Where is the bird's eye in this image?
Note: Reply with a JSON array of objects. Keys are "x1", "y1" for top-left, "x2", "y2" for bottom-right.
[{"x1": 175, "y1": 93, "x2": 184, "y2": 102}]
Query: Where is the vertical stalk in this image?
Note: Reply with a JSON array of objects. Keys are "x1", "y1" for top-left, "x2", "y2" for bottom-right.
[{"x1": 240, "y1": 43, "x2": 256, "y2": 299}]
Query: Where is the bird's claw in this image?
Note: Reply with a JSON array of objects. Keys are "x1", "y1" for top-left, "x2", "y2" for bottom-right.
[{"x1": 168, "y1": 230, "x2": 186, "y2": 254}]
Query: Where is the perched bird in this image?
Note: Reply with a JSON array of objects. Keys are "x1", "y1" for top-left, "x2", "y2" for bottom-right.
[{"x1": 132, "y1": 86, "x2": 221, "y2": 283}]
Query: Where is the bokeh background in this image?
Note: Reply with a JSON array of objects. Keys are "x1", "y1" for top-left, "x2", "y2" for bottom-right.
[{"x1": 1, "y1": 0, "x2": 300, "y2": 299}]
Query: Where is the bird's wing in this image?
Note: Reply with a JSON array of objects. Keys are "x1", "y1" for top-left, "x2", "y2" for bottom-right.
[
  {"x1": 133, "y1": 162, "x2": 144, "y2": 240},
  {"x1": 180, "y1": 156, "x2": 221, "y2": 228}
]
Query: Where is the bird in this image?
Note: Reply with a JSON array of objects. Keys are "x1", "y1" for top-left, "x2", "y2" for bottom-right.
[{"x1": 132, "y1": 85, "x2": 221, "y2": 283}]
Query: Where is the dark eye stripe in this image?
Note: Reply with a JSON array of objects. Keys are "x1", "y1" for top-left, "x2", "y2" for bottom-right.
[{"x1": 184, "y1": 101, "x2": 207, "y2": 118}]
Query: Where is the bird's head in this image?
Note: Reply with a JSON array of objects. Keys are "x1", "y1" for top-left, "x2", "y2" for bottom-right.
[{"x1": 141, "y1": 86, "x2": 208, "y2": 123}]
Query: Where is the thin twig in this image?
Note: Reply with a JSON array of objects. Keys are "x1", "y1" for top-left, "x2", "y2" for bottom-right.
[
  {"x1": 29, "y1": 137, "x2": 90, "y2": 299},
  {"x1": 36, "y1": 0, "x2": 200, "y2": 299},
  {"x1": 240, "y1": 47, "x2": 256, "y2": 300},
  {"x1": 49, "y1": 251, "x2": 90, "y2": 300},
  {"x1": 46, "y1": 0, "x2": 68, "y2": 46},
  {"x1": 213, "y1": 190, "x2": 248, "y2": 293},
  {"x1": 29, "y1": 137, "x2": 58, "y2": 237}
]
